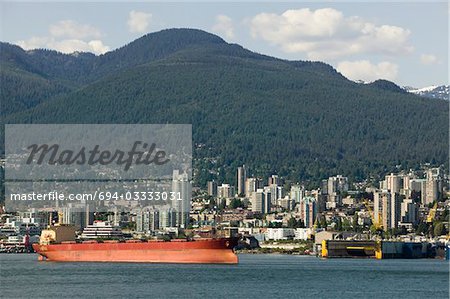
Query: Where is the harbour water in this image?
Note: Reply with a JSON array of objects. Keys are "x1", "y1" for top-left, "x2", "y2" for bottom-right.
[{"x1": 0, "y1": 254, "x2": 448, "y2": 298}]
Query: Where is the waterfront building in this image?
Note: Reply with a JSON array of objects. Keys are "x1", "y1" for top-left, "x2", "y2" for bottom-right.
[
  {"x1": 107, "y1": 207, "x2": 121, "y2": 227},
  {"x1": 60, "y1": 204, "x2": 93, "y2": 230},
  {"x1": 159, "y1": 206, "x2": 177, "y2": 228},
  {"x1": 265, "y1": 228, "x2": 295, "y2": 240},
  {"x1": 17, "y1": 208, "x2": 47, "y2": 228},
  {"x1": 136, "y1": 207, "x2": 160, "y2": 233},
  {"x1": 294, "y1": 228, "x2": 312, "y2": 240},
  {"x1": 0, "y1": 220, "x2": 41, "y2": 236}
]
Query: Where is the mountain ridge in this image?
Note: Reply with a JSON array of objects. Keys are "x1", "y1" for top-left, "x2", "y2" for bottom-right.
[{"x1": 1, "y1": 28, "x2": 448, "y2": 186}]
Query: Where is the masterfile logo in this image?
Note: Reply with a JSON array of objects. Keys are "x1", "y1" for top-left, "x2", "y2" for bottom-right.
[
  {"x1": 25, "y1": 141, "x2": 170, "y2": 171},
  {"x1": 5, "y1": 124, "x2": 192, "y2": 212},
  {"x1": 5, "y1": 124, "x2": 191, "y2": 181}
]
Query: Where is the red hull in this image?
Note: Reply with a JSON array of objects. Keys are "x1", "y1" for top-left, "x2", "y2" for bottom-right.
[{"x1": 33, "y1": 238, "x2": 238, "y2": 264}]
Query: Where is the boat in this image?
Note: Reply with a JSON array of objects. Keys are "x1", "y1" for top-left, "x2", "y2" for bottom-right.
[{"x1": 32, "y1": 225, "x2": 238, "y2": 264}]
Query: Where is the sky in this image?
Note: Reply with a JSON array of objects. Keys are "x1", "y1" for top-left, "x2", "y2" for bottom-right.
[{"x1": 0, "y1": 1, "x2": 448, "y2": 87}]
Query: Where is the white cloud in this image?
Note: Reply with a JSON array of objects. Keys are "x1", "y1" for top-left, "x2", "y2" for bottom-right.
[
  {"x1": 420, "y1": 54, "x2": 438, "y2": 65},
  {"x1": 87, "y1": 40, "x2": 110, "y2": 54},
  {"x1": 212, "y1": 15, "x2": 235, "y2": 40},
  {"x1": 337, "y1": 60, "x2": 399, "y2": 82},
  {"x1": 17, "y1": 37, "x2": 110, "y2": 55},
  {"x1": 127, "y1": 10, "x2": 152, "y2": 33},
  {"x1": 16, "y1": 37, "x2": 49, "y2": 50},
  {"x1": 16, "y1": 20, "x2": 109, "y2": 55},
  {"x1": 250, "y1": 8, "x2": 413, "y2": 60},
  {"x1": 50, "y1": 39, "x2": 109, "y2": 54},
  {"x1": 49, "y1": 20, "x2": 101, "y2": 39}
]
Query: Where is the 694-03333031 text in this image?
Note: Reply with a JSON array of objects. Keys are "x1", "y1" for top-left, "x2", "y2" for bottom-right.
[{"x1": 8, "y1": 191, "x2": 183, "y2": 202}]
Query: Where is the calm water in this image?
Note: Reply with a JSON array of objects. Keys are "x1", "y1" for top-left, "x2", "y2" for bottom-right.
[{"x1": 0, "y1": 254, "x2": 448, "y2": 299}]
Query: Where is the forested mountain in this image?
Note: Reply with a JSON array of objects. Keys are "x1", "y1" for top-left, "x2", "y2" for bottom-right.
[{"x1": 1, "y1": 28, "x2": 448, "y2": 187}]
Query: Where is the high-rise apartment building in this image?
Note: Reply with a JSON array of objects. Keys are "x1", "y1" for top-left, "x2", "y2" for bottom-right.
[
  {"x1": 251, "y1": 188, "x2": 271, "y2": 214},
  {"x1": 237, "y1": 165, "x2": 247, "y2": 196},
  {"x1": 171, "y1": 170, "x2": 191, "y2": 228}
]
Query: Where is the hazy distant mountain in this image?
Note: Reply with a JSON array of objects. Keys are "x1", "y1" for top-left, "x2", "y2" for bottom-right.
[
  {"x1": 1, "y1": 28, "x2": 448, "y2": 185},
  {"x1": 404, "y1": 85, "x2": 449, "y2": 101}
]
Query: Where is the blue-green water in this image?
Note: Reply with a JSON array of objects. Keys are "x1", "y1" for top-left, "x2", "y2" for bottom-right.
[{"x1": 0, "y1": 254, "x2": 448, "y2": 299}]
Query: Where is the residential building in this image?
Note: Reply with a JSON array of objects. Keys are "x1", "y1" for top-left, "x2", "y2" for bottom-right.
[
  {"x1": 207, "y1": 180, "x2": 217, "y2": 197},
  {"x1": 324, "y1": 175, "x2": 348, "y2": 209},
  {"x1": 384, "y1": 173, "x2": 403, "y2": 194},
  {"x1": 265, "y1": 228, "x2": 295, "y2": 240},
  {"x1": 290, "y1": 185, "x2": 304, "y2": 204},
  {"x1": 251, "y1": 188, "x2": 271, "y2": 214},
  {"x1": 389, "y1": 192, "x2": 402, "y2": 229},
  {"x1": 425, "y1": 167, "x2": 444, "y2": 205},
  {"x1": 171, "y1": 170, "x2": 191, "y2": 228},
  {"x1": 245, "y1": 178, "x2": 258, "y2": 197},
  {"x1": 294, "y1": 228, "x2": 312, "y2": 240},
  {"x1": 401, "y1": 198, "x2": 418, "y2": 225},
  {"x1": 268, "y1": 175, "x2": 281, "y2": 186},
  {"x1": 218, "y1": 184, "x2": 235, "y2": 199},
  {"x1": 298, "y1": 196, "x2": 317, "y2": 228},
  {"x1": 374, "y1": 190, "x2": 389, "y2": 229},
  {"x1": 136, "y1": 207, "x2": 160, "y2": 233},
  {"x1": 237, "y1": 165, "x2": 247, "y2": 196}
]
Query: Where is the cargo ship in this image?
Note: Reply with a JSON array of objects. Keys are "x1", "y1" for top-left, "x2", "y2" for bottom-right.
[{"x1": 33, "y1": 225, "x2": 238, "y2": 264}]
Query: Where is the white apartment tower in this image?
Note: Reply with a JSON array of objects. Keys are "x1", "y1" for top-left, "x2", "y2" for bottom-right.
[{"x1": 171, "y1": 170, "x2": 191, "y2": 228}]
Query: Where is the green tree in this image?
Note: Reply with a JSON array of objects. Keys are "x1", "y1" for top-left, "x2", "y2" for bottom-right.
[
  {"x1": 230, "y1": 198, "x2": 244, "y2": 209},
  {"x1": 207, "y1": 197, "x2": 216, "y2": 209},
  {"x1": 218, "y1": 200, "x2": 226, "y2": 211},
  {"x1": 434, "y1": 222, "x2": 447, "y2": 236},
  {"x1": 336, "y1": 218, "x2": 343, "y2": 231},
  {"x1": 287, "y1": 217, "x2": 297, "y2": 228},
  {"x1": 369, "y1": 225, "x2": 377, "y2": 235},
  {"x1": 342, "y1": 219, "x2": 352, "y2": 231},
  {"x1": 319, "y1": 217, "x2": 327, "y2": 229},
  {"x1": 415, "y1": 222, "x2": 428, "y2": 235},
  {"x1": 352, "y1": 214, "x2": 359, "y2": 229}
]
